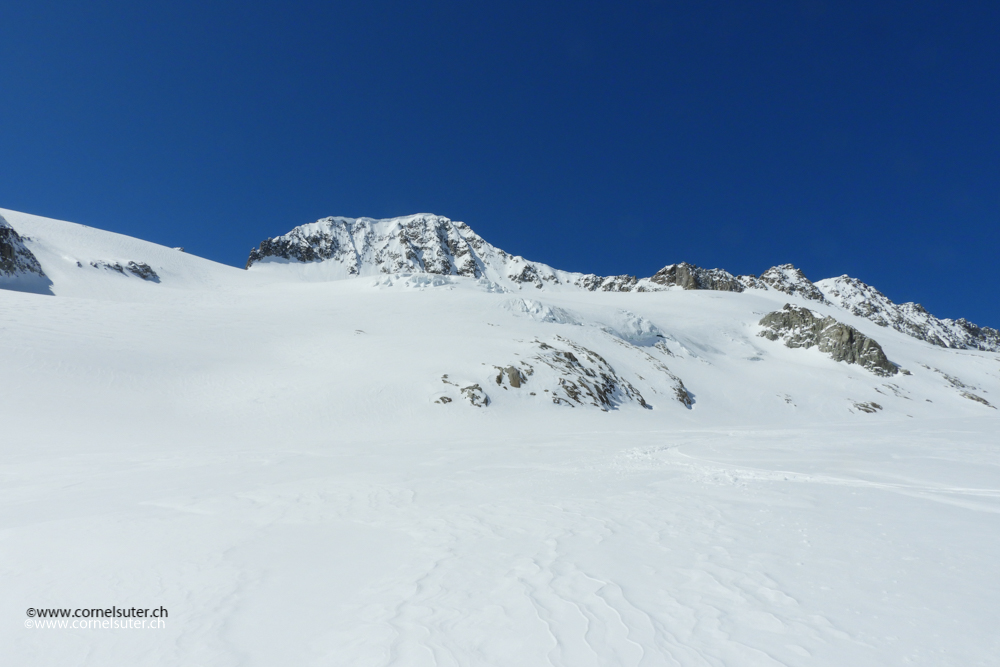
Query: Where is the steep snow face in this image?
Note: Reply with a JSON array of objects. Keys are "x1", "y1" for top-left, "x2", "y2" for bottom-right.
[
  {"x1": 816, "y1": 275, "x2": 1000, "y2": 352},
  {"x1": 0, "y1": 213, "x2": 51, "y2": 294}
]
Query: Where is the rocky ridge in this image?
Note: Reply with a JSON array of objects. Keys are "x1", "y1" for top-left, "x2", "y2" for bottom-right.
[
  {"x1": 816, "y1": 275, "x2": 1000, "y2": 352},
  {"x1": 90, "y1": 260, "x2": 160, "y2": 282},
  {"x1": 246, "y1": 214, "x2": 1000, "y2": 352}
]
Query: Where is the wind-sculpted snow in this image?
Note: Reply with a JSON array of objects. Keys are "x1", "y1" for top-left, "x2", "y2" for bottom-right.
[{"x1": 817, "y1": 274, "x2": 1000, "y2": 352}]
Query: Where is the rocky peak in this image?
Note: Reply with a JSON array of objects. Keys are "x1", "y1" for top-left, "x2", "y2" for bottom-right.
[
  {"x1": 248, "y1": 214, "x2": 481, "y2": 274},
  {"x1": 647, "y1": 262, "x2": 745, "y2": 292},
  {"x1": 758, "y1": 264, "x2": 827, "y2": 302},
  {"x1": 248, "y1": 214, "x2": 593, "y2": 290}
]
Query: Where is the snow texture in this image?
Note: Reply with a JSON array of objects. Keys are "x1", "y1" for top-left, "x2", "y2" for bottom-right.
[{"x1": 2, "y1": 207, "x2": 1000, "y2": 666}]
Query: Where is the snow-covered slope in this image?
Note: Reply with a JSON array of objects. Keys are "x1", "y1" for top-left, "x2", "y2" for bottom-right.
[
  {"x1": 3, "y1": 208, "x2": 1000, "y2": 666},
  {"x1": 0, "y1": 207, "x2": 252, "y2": 299}
]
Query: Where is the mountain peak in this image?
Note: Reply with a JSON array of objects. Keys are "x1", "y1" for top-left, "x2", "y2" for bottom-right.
[
  {"x1": 246, "y1": 213, "x2": 600, "y2": 290},
  {"x1": 244, "y1": 214, "x2": 1000, "y2": 351}
]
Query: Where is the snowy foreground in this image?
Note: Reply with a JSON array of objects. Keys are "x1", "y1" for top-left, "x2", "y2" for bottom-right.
[{"x1": 2, "y1": 209, "x2": 999, "y2": 666}]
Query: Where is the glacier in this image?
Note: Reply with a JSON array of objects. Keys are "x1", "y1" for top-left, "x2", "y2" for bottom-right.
[{"x1": 2, "y1": 207, "x2": 999, "y2": 666}]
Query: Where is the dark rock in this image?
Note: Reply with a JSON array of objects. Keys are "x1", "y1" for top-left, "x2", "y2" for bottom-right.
[
  {"x1": 126, "y1": 262, "x2": 160, "y2": 282},
  {"x1": 0, "y1": 215, "x2": 47, "y2": 279},
  {"x1": 961, "y1": 392, "x2": 995, "y2": 409},
  {"x1": 460, "y1": 384, "x2": 489, "y2": 407},
  {"x1": 647, "y1": 262, "x2": 744, "y2": 292},
  {"x1": 575, "y1": 273, "x2": 640, "y2": 292},
  {"x1": 90, "y1": 260, "x2": 160, "y2": 282},
  {"x1": 531, "y1": 336, "x2": 650, "y2": 410},
  {"x1": 759, "y1": 304, "x2": 898, "y2": 377},
  {"x1": 492, "y1": 363, "x2": 533, "y2": 389}
]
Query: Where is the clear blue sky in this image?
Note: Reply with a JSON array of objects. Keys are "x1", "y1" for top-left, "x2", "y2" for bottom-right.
[{"x1": 1, "y1": 1, "x2": 997, "y2": 326}]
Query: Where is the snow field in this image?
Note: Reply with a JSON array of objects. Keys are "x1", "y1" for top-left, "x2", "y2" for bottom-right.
[{"x1": 1, "y1": 209, "x2": 999, "y2": 665}]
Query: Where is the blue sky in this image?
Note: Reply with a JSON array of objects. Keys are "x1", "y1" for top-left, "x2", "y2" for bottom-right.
[{"x1": 1, "y1": 1, "x2": 997, "y2": 325}]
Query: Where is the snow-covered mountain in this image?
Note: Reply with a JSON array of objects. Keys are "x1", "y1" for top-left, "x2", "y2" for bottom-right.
[
  {"x1": 248, "y1": 213, "x2": 1000, "y2": 352},
  {"x1": 244, "y1": 212, "x2": 643, "y2": 291},
  {"x1": 816, "y1": 273, "x2": 1000, "y2": 351},
  {"x1": 4, "y1": 207, "x2": 1000, "y2": 666}
]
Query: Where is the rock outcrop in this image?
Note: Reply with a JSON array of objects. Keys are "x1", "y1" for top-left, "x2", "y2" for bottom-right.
[
  {"x1": 646, "y1": 262, "x2": 745, "y2": 292},
  {"x1": 530, "y1": 337, "x2": 651, "y2": 410},
  {"x1": 759, "y1": 304, "x2": 898, "y2": 377},
  {"x1": 0, "y1": 214, "x2": 52, "y2": 294},
  {"x1": 0, "y1": 215, "x2": 46, "y2": 278},
  {"x1": 90, "y1": 261, "x2": 160, "y2": 282}
]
